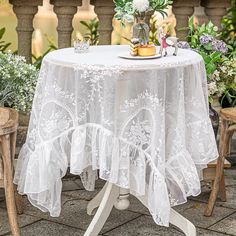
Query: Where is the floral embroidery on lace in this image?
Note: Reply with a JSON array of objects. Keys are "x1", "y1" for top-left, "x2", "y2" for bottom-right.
[
  {"x1": 125, "y1": 119, "x2": 151, "y2": 150},
  {"x1": 120, "y1": 90, "x2": 163, "y2": 113}
]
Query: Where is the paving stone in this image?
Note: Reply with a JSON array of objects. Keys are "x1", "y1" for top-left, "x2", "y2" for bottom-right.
[
  {"x1": 190, "y1": 185, "x2": 236, "y2": 208},
  {"x1": 62, "y1": 178, "x2": 82, "y2": 192},
  {"x1": 209, "y1": 212, "x2": 236, "y2": 235},
  {"x1": 225, "y1": 175, "x2": 236, "y2": 187},
  {"x1": 197, "y1": 228, "x2": 230, "y2": 236},
  {"x1": 127, "y1": 195, "x2": 150, "y2": 215},
  {"x1": 94, "y1": 178, "x2": 106, "y2": 189},
  {"x1": 190, "y1": 170, "x2": 236, "y2": 210},
  {"x1": 0, "y1": 193, "x2": 82, "y2": 220},
  {"x1": 49, "y1": 199, "x2": 141, "y2": 234},
  {"x1": 173, "y1": 200, "x2": 235, "y2": 229},
  {"x1": 215, "y1": 186, "x2": 236, "y2": 209},
  {"x1": 17, "y1": 197, "x2": 141, "y2": 234},
  {"x1": 74, "y1": 178, "x2": 106, "y2": 190},
  {"x1": 129, "y1": 194, "x2": 236, "y2": 229},
  {"x1": 0, "y1": 208, "x2": 41, "y2": 235},
  {"x1": 73, "y1": 178, "x2": 84, "y2": 189},
  {"x1": 224, "y1": 166, "x2": 236, "y2": 178},
  {"x1": 5, "y1": 220, "x2": 84, "y2": 236},
  {"x1": 62, "y1": 189, "x2": 99, "y2": 201},
  {"x1": 103, "y1": 215, "x2": 184, "y2": 236}
]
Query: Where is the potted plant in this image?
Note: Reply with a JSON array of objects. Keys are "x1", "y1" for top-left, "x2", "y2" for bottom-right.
[{"x1": 0, "y1": 52, "x2": 38, "y2": 115}]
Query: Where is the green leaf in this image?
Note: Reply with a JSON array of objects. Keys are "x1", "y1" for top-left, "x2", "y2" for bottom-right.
[
  {"x1": 207, "y1": 21, "x2": 214, "y2": 29},
  {"x1": 0, "y1": 28, "x2": 5, "y2": 39},
  {"x1": 80, "y1": 21, "x2": 90, "y2": 28},
  {"x1": 203, "y1": 43, "x2": 212, "y2": 51},
  {"x1": 206, "y1": 63, "x2": 217, "y2": 75}
]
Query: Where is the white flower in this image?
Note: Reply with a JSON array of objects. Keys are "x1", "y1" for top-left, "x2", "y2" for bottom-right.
[
  {"x1": 208, "y1": 81, "x2": 218, "y2": 96},
  {"x1": 133, "y1": 0, "x2": 150, "y2": 13},
  {"x1": 220, "y1": 65, "x2": 227, "y2": 73},
  {"x1": 212, "y1": 70, "x2": 220, "y2": 81}
]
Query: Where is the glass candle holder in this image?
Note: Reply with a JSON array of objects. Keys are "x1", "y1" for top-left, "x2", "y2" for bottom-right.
[{"x1": 74, "y1": 39, "x2": 90, "y2": 53}]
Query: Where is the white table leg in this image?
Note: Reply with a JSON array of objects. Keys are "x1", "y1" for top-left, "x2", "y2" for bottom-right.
[
  {"x1": 87, "y1": 182, "x2": 108, "y2": 215},
  {"x1": 84, "y1": 182, "x2": 119, "y2": 236},
  {"x1": 170, "y1": 208, "x2": 196, "y2": 236},
  {"x1": 114, "y1": 188, "x2": 130, "y2": 210},
  {"x1": 86, "y1": 182, "x2": 196, "y2": 236}
]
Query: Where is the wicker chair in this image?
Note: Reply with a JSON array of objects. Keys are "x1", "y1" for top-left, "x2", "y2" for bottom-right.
[{"x1": 204, "y1": 107, "x2": 236, "y2": 216}]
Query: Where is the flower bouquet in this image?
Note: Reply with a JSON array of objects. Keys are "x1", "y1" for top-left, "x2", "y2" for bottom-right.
[
  {"x1": 114, "y1": 0, "x2": 172, "y2": 57},
  {"x1": 114, "y1": 0, "x2": 172, "y2": 25}
]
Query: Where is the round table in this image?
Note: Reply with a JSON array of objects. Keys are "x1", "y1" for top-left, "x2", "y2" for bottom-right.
[{"x1": 14, "y1": 45, "x2": 218, "y2": 235}]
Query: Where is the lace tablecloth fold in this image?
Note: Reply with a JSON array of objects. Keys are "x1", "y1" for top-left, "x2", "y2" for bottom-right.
[{"x1": 14, "y1": 45, "x2": 218, "y2": 227}]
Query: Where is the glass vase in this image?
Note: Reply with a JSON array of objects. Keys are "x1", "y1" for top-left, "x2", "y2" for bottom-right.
[{"x1": 132, "y1": 14, "x2": 150, "y2": 45}]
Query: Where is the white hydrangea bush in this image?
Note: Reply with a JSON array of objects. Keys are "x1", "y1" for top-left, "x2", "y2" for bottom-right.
[{"x1": 0, "y1": 52, "x2": 39, "y2": 113}]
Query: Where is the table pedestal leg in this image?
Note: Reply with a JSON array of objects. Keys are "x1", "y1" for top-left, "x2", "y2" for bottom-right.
[
  {"x1": 86, "y1": 182, "x2": 196, "y2": 236},
  {"x1": 85, "y1": 183, "x2": 119, "y2": 236},
  {"x1": 114, "y1": 188, "x2": 130, "y2": 210},
  {"x1": 170, "y1": 208, "x2": 196, "y2": 236},
  {"x1": 87, "y1": 182, "x2": 108, "y2": 216}
]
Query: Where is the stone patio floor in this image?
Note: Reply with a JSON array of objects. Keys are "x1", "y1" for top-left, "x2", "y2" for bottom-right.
[{"x1": 0, "y1": 164, "x2": 235, "y2": 235}]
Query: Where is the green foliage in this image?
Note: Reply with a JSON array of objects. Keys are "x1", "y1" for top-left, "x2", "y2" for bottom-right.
[
  {"x1": 114, "y1": 0, "x2": 172, "y2": 26},
  {"x1": 221, "y1": 0, "x2": 236, "y2": 57},
  {"x1": 114, "y1": 0, "x2": 135, "y2": 26},
  {"x1": 149, "y1": 0, "x2": 172, "y2": 17},
  {"x1": 185, "y1": 16, "x2": 236, "y2": 106},
  {"x1": 80, "y1": 18, "x2": 99, "y2": 45},
  {"x1": 149, "y1": 16, "x2": 159, "y2": 45},
  {"x1": 32, "y1": 38, "x2": 57, "y2": 70},
  {"x1": 0, "y1": 27, "x2": 11, "y2": 52},
  {"x1": 218, "y1": 58, "x2": 236, "y2": 107},
  {"x1": 200, "y1": 51, "x2": 222, "y2": 76},
  {"x1": 187, "y1": 17, "x2": 219, "y2": 48},
  {"x1": 186, "y1": 16, "x2": 225, "y2": 80},
  {"x1": 0, "y1": 52, "x2": 39, "y2": 113}
]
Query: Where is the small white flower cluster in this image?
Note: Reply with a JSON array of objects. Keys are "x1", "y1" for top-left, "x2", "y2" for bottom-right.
[
  {"x1": 208, "y1": 57, "x2": 236, "y2": 99},
  {"x1": 208, "y1": 69, "x2": 226, "y2": 97},
  {"x1": 133, "y1": 0, "x2": 150, "y2": 13},
  {"x1": 208, "y1": 81, "x2": 218, "y2": 96},
  {"x1": 0, "y1": 52, "x2": 39, "y2": 113}
]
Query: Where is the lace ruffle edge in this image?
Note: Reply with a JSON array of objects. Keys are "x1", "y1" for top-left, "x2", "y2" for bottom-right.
[{"x1": 14, "y1": 123, "x2": 217, "y2": 227}]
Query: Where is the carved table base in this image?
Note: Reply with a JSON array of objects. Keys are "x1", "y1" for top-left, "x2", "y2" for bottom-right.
[{"x1": 85, "y1": 182, "x2": 196, "y2": 236}]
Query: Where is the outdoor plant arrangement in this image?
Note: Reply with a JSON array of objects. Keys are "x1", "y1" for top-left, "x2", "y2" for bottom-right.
[
  {"x1": 80, "y1": 18, "x2": 99, "y2": 46},
  {"x1": 218, "y1": 57, "x2": 236, "y2": 107},
  {"x1": 114, "y1": 0, "x2": 172, "y2": 25},
  {"x1": 114, "y1": 0, "x2": 172, "y2": 45},
  {"x1": 178, "y1": 17, "x2": 232, "y2": 103},
  {"x1": 221, "y1": 0, "x2": 236, "y2": 57},
  {"x1": 0, "y1": 52, "x2": 38, "y2": 113},
  {"x1": 177, "y1": 17, "x2": 236, "y2": 135}
]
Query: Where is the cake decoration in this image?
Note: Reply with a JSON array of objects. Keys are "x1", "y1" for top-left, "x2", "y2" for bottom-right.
[
  {"x1": 130, "y1": 38, "x2": 141, "y2": 56},
  {"x1": 130, "y1": 39, "x2": 157, "y2": 57}
]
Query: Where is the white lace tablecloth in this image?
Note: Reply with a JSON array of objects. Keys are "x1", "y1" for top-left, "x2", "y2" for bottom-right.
[{"x1": 14, "y1": 45, "x2": 218, "y2": 227}]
